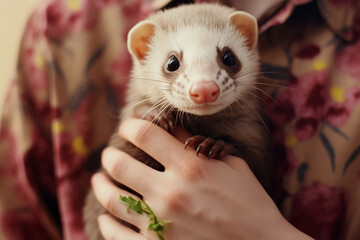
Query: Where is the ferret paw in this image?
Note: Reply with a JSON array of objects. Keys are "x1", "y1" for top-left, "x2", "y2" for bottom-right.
[
  {"x1": 184, "y1": 135, "x2": 236, "y2": 160},
  {"x1": 142, "y1": 111, "x2": 175, "y2": 133}
]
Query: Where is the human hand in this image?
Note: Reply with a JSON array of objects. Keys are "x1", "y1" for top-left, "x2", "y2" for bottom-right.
[{"x1": 92, "y1": 118, "x2": 313, "y2": 240}]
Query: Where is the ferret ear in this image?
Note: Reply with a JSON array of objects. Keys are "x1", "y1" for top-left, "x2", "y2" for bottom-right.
[
  {"x1": 228, "y1": 11, "x2": 258, "y2": 50},
  {"x1": 127, "y1": 20, "x2": 157, "y2": 62}
]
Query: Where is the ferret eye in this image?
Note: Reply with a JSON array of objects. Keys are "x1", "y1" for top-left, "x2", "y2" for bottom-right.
[
  {"x1": 166, "y1": 55, "x2": 180, "y2": 72},
  {"x1": 222, "y1": 51, "x2": 237, "y2": 67}
]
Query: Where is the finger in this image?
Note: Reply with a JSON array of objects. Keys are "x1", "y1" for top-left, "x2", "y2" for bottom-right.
[
  {"x1": 118, "y1": 118, "x2": 193, "y2": 168},
  {"x1": 91, "y1": 172, "x2": 149, "y2": 230},
  {"x1": 102, "y1": 146, "x2": 161, "y2": 195},
  {"x1": 98, "y1": 214, "x2": 147, "y2": 240}
]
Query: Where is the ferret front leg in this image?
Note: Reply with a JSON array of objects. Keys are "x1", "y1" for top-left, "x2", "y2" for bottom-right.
[
  {"x1": 134, "y1": 105, "x2": 175, "y2": 133},
  {"x1": 184, "y1": 135, "x2": 239, "y2": 160}
]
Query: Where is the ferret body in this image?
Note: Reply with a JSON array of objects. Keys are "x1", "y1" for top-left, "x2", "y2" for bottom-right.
[{"x1": 84, "y1": 3, "x2": 272, "y2": 239}]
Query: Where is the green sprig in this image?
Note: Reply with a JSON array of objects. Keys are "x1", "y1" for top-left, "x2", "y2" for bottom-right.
[{"x1": 119, "y1": 195, "x2": 171, "y2": 240}]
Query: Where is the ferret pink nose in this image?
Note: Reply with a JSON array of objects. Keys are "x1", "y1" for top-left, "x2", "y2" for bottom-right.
[{"x1": 189, "y1": 81, "x2": 220, "y2": 104}]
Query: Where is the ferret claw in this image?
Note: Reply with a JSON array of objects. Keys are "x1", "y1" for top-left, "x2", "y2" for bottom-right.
[
  {"x1": 184, "y1": 135, "x2": 233, "y2": 160},
  {"x1": 196, "y1": 145, "x2": 202, "y2": 156},
  {"x1": 184, "y1": 139, "x2": 191, "y2": 149},
  {"x1": 208, "y1": 149, "x2": 216, "y2": 159}
]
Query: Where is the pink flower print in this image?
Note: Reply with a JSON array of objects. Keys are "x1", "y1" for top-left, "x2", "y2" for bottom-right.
[
  {"x1": 57, "y1": 176, "x2": 89, "y2": 240},
  {"x1": 294, "y1": 118, "x2": 319, "y2": 141},
  {"x1": 290, "y1": 181, "x2": 345, "y2": 240},
  {"x1": 289, "y1": 70, "x2": 330, "y2": 120},
  {"x1": 24, "y1": 48, "x2": 49, "y2": 90},
  {"x1": 264, "y1": 89, "x2": 295, "y2": 126},
  {"x1": 22, "y1": 47, "x2": 55, "y2": 120},
  {"x1": 325, "y1": 86, "x2": 360, "y2": 127},
  {"x1": 111, "y1": 49, "x2": 132, "y2": 78},
  {"x1": 92, "y1": 0, "x2": 120, "y2": 9},
  {"x1": 121, "y1": 0, "x2": 153, "y2": 22},
  {"x1": 72, "y1": 95, "x2": 92, "y2": 137},
  {"x1": 325, "y1": 105, "x2": 349, "y2": 126},
  {"x1": 54, "y1": 130, "x2": 88, "y2": 179},
  {"x1": 265, "y1": 70, "x2": 330, "y2": 141},
  {"x1": 264, "y1": 70, "x2": 360, "y2": 141},
  {"x1": 44, "y1": 0, "x2": 98, "y2": 39},
  {"x1": 295, "y1": 43, "x2": 321, "y2": 59},
  {"x1": 336, "y1": 39, "x2": 360, "y2": 81},
  {"x1": 275, "y1": 135, "x2": 299, "y2": 176},
  {"x1": 284, "y1": 147, "x2": 298, "y2": 175},
  {"x1": 344, "y1": 86, "x2": 360, "y2": 109},
  {"x1": 0, "y1": 129, "x2": 17, "y2": 175}
]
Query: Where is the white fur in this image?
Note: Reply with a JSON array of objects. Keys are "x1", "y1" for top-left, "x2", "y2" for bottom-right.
[{"x1": 129, "y1": 4, "x2": 259, "y2": 116}]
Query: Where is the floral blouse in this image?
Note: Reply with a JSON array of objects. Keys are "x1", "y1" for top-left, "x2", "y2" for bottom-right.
[{"x1": 0, "y1": 0, "x2": 359, "y2": 239}]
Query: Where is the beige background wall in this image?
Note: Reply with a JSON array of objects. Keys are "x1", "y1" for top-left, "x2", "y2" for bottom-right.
[{"x1": 0, "y1": 0, "x2": 42, "y2": 115}]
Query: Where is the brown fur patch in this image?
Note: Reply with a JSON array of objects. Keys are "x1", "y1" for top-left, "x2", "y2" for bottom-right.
[{"x1": 216, "y1": 47, "x2": 241, "y2": 78}]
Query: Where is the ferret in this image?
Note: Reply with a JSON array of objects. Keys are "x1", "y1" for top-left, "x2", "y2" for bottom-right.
[{"x1": 83, "y1": 3, "x2": 272, "y2": 239}]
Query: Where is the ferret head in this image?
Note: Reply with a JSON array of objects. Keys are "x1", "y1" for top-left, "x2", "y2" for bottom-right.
[{"x1": 127, "y1": 4, "x2": 259, "y2": 116}]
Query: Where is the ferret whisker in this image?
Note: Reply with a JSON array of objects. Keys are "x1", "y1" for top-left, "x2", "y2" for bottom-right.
[
  {"x1": 104, "y1": 109, "x2": 121, "y2": 121},
  {"x1": 142, "y1": 99, "x2": 168, "y2": 120},
  {"x1": 176, "y1": 109, "x2": 182, "y2": 122},
  {"x1": 258, "y1": 70, "x2": 286, "y2": 76},
  {"x1": 239, "y1": 70, "x2": 286, "y2": 78},
  {"x1": 124, "y1": 76, "x2": 173, "y2": 84},
  {"x1": 86, "y1": 75, "x2": 170, "y2": 99},
  {"x1": 237, "y1": 70, "x2": 259, "y2": 79},
  {"x1": 152, "y1": 102, "x2": 173, "y2": 127},
  {"x1": 255, "y1": 81, "x2": 314, "y2": 96},
  {"x1": 184, "y1": 111, "x2": 192, "y2": 125},
  {"x1": 121, "y1": 97, "x2": 162, "y2": 117},
  {"x1": 237, "y1": 76, "x2": 314, "y2": 97},
  {"x1": 120, "y1": 99, "x2": 150, "y2": 118},
  {"x1": 241, "y1": 86, "x2": 280, "y2": 107},
  {"x1": 180, "y1": 110, "x2": 186, "y2": 127},
  {"x1": 141, "y1": 100, "x2": 164, "y2": 120},
  {"x1": 238, "y1": 70, "x2": 258, "y2": 76},
  {"x1": 139, "y1": 100, "x2": 170, "y2": 139},
  {"x1": 227, "y1": 102, "x2": 234, "y2": 118},
  {"x1": 176, "y1": 110, "x2": 181, "y2": 127},
  {"x1": 238, "y1": 96, "x2": 270, "y2": 133},
  {"x1": 150, "y1": 105, "x2": 166, "y2": 125},
  {"x1": 238, "y1": 89, "x2": 267, "y2": 105},
  {"x1": 173, "y1": 108, "x2": 179, "y2": 126},
  {"x1": 134, "y1": 76, "x2": 169, "y2": 83}
]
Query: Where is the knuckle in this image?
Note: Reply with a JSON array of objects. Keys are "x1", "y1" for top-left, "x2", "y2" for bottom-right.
[
  {"x1": 180, "y1": 160, "x2": 205, "y2": 181},
  {"x1": 111, "y1": 155, "x2": 128, "y2": 177},
  {"x1": 101, "y1": 147, "x2": 114, "y2": 163},
  {"x1": 103, "y1": 151, "x2": 128, "y2": 177},
  {"x1": 104, "y1": 192, "x2": 120, "y2": 214},
  {"x1": 132, "y1": 122, "x2": 152, "y2": 146},
  {"x1": 162, "y1": 189, "x2": 189, "y2": 213}
]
